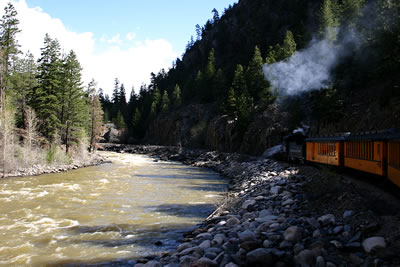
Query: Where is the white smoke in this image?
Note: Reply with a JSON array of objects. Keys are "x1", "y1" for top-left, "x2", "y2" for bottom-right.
[{"x1": 263, "y1": 29, "x2": 361, "y2": 95}]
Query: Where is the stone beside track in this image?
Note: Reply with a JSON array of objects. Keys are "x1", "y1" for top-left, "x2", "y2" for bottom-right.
[{"x1": 101, "y1": 144, "x2": 400, "y2": 267}]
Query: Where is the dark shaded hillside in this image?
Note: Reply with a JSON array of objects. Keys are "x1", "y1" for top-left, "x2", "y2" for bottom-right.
[
  {"x1": 102, "y1": 0, "x2": 400, "y2": 155},
  {"x1": 179, "y1": 0, "x2": 315, "y2": 79}
]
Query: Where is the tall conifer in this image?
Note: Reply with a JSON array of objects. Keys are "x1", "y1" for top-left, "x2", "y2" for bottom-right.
[
  {"x1": 35, "y1": 34, "x2": 62, "y2": 142},
  {"x1": 62, "y1": 50, "x2": 87, "y2": 152}
]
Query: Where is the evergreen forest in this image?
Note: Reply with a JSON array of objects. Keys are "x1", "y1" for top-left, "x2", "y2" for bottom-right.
[
  {"x1": 100, "y1": 0, "x2": 400, "y2": 154},
  {"x1": 1, "y1": 0, "x2": 400, "y2": 176},
  {"x1": 0, "y1": 3, "x2": 103, "y2": 176}
]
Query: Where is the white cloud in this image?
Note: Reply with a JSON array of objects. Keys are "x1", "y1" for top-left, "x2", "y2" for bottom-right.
[
  {"x1": 126, "y1": 32, "x2": 136, "y2": 41},
  {"x1": 1, "y1": 0, "x2": 178, "y2": 96},
  {"x1": 107, "y1": 33, "x2": 123, "y2": 45}
]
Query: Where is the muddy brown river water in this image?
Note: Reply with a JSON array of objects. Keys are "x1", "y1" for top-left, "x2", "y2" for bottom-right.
[{"x1": 0, "y1": 152, "x2": 227, "y2": 266}]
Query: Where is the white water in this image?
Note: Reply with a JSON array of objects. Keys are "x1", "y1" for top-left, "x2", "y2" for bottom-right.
[{"x1": 0, "y1": 152, "x2": 227, "y2": 266}]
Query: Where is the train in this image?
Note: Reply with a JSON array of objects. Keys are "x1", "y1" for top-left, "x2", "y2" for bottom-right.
[{"x1": 283, "y1": 129, "x2": 400, "y2": 188}]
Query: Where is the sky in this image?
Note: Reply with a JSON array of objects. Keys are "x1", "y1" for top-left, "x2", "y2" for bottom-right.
[{"x1": 0, "y1": 0, "x2": 237, "y2": 96}]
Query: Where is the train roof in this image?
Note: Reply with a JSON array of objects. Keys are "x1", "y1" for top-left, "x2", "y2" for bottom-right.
[
  {"x1": 388, "y1": 129, "x2": 400, "y2": 140},
  {"x1": 306, "y1": 133, "x2": 348, "y2": 142},
  {"x1": 306, "y1": 129, "x2": 400, "y2": 142},
  {"x1": 345, "y1": 129, "x2": 396, "y2": 141}
]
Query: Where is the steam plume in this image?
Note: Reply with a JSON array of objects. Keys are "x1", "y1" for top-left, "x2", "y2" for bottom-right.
[{"x1": 263, "y1": 29, "x2": 360, "y2": 95}]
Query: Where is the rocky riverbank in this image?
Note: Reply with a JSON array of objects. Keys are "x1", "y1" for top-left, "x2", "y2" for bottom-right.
[
  {"x1": 102, "y1": 144, "x2": 400, "y2": 267},
  {"x1": 2, "y1": 152, "x2": 108, "y2": 178}
]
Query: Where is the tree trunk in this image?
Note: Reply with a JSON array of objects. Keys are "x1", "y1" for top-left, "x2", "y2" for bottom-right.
[
  {"x1": 90, "y1": 105, "x2": 95, "y2": 152},
  {"x1": 65, "y1": 123, "x2": 70, "y2": 153},
  {"x1": 1, "y1": 95, "x2": 6, "y2": 178}
]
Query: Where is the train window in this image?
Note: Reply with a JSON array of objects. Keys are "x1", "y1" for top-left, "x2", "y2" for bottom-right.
[
  {"x1": 389, "y1": 142, "x2": 400, "y2": 168},
  {"x1": 317, "y1": 142, "x2": 336, "y2": 156},
  {"x1": 345, "y1": 141, "x2": 374, "y2": 160}
]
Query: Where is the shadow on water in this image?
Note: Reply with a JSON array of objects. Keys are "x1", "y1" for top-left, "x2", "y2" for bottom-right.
[
  {"x1": 67, "y1": 222, "x2": 198, "y2": 238},
  {"x1": 47, "y1": 223, "x2": 199, "y2": 267},
  {"x1": 179, "y1": 184, "x2": 227, "y2": 192},
  {"x1": 133, "y1": 172, "x2": 220, "y2": 180},
  {"x1": 46, "y1": 260, "x2": 137, "y2": 267},
  {"x1": 142, "y1": 203, "x2": 216, "y2": 218}
]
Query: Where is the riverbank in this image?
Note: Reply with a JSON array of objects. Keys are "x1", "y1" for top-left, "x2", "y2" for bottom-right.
[
  {"x1": 1, "y1": 152, "x2": 108, "y2": 178},
  {"x1": 101, "y1": 144, "x2": 400, "y2": 266}
]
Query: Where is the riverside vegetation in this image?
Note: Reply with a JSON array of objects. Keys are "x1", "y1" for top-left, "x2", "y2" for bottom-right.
[{"x1": 0, "y1": 3, "x2": 104, "y2": 177}]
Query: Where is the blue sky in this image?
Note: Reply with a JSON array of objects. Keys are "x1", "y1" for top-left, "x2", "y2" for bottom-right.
[
  {"x1": 5, "y1": 0, "x2": 237, "y2": 95},
  {"x1": 25, "y1": 1, "x2": 237, "y2": 54}
]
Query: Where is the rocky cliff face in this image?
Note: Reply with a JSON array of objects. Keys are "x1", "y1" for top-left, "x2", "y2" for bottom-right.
[
  {"x1": 146, "y1": 104, "x2": 216, "y2": 148},
  {"x1": 239, "y1": 104, "x2": 287, "y2": 155},
  {"x1": 146, "y1": 104, "x2": 287, "y2": 156}
]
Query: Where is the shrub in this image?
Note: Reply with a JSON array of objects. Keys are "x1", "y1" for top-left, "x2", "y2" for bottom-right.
[{"x1": 190, "y1": 120, "x2": 208, "y2": 146}]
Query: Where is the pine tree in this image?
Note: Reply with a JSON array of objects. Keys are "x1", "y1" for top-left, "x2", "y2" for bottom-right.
[
  {"x1": 172, "y1": 84, "x2": 182, "y2": 109},
  {"x1": 9, "y1": 52, "x2": 37, "y2": 128},
  {"x1": 119, "y1": 83, "x2": 128, "y2": 125},
  {"x1": 195, "y1": 24, "x2": 202, "y2": 40},
  {"x1": 111, "y1": 78, "x2": 120, "y2": 120},
  {"x1": 212, "y1": 8, "x2": 220, "y2": 24},
  {"x1": 119, "y1": 83, "x2": 127, "y2": 106},
  {"x1": 224, "y1": 86, "x2": 237, "y2": 116},
  {"x1": 341, "y1": 0, "x2": 364, "y2": 25},
  {"x1": 62, "y1": 50, "x2": 88, "y2": 152},
  {"x1": 201, "y1": 49, "x2": 216, "y2": 103},
  {"x1": 0, "y1": 2, "x2": 20, "y2": 113},
  {"x1": 236, "y1": 93, "x2": 251, "y2": 136},
  {"x1": 35, "y1": 34, "x2": 62, "y2": 142},
  {"x1": 319, "y1": 0, "x2": 340, "y2": 40},
  {"x1": 247, "y1": 46, "x2": 272, "y2": 103},
  {"x1": 150, "y1": 87, "x2": 161, "y2": 117},
  {"x1": 114, "y1": 110, "x2": 126, "y2": 129},
  {"x1": 161, "y1": 90, "x2": 170, "y2": 113},
  {"x1": 280, "y1": 31, "x2": 297, "y2": 59},
  {"x1": 111, "y1": 78, "x2": 120, "y2": 103},
  {"x1": 132, "y1": 107, "x2": 141, "y2": 129},
  {"x1": 205, "y1": 48, "x2": 216, "y2": 81},
  {"x1": 231, "y1": 64, "x2": 252, "y2": 135},
  {"x1": 127, "y1": 87, "x2": 137, "y2": 131},
  {"x1": 265, "y1": 46, "x2": 277, "y2": 64},
  {"x1": 232, "y1": 64, "x2": 247, "y2": 95},
  {"x1": 128, "y1": 86, "x2": 137, "y2": 112}
]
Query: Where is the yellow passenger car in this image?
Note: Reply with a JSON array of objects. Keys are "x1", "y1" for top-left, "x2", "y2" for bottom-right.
[
  {"x1": 388, "y1": 133, "x2": 400, "y2": 187},
  {"x1": 343, "y1": 132, "x2": 387, "y2": 176},
  {"x1": 306, "y1": 136, "x2": 345, "y2": 166}
]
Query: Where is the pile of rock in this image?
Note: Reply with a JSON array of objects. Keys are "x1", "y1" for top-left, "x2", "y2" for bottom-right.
[
  {"x1": 5, "y1": 153, "x2": 108, "y2": 178},
  {"x1": 102, "y1": 144, "x2": 398, "y2": 266}
]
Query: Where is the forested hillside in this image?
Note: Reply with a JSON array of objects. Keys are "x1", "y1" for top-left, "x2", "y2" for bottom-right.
[
  {"x1": 102, "y1": 0, "x2": 399, "y2": 155},
  {"x1": 0, "y1": 3, "x2": 103, "y2": 176},
  {"x1": 2, "y1": 0, "x2": 399, "y2": 162}
]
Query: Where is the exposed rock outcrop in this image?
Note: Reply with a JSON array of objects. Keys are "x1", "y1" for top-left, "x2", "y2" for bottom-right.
[{"x1": 145, "y1": 103, "x2": 287, "y2": 156}]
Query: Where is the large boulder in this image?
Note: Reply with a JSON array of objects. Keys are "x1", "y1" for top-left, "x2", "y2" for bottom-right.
[
  {"x1": 103, "y1": 125, "x2": 121, "y2": 143},
  {"x1": 362, "y1": 237, "x2": 387, "y2": 253}
]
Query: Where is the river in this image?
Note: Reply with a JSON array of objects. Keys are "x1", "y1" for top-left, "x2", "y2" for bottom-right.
[{"x1": 0, "y1": 152, "x2": 228, "y2": 266}]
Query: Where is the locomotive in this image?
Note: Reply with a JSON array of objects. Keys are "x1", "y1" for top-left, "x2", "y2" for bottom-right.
[{"x1": 284, "y1": 129, "x2": 400, "y2": 188}]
